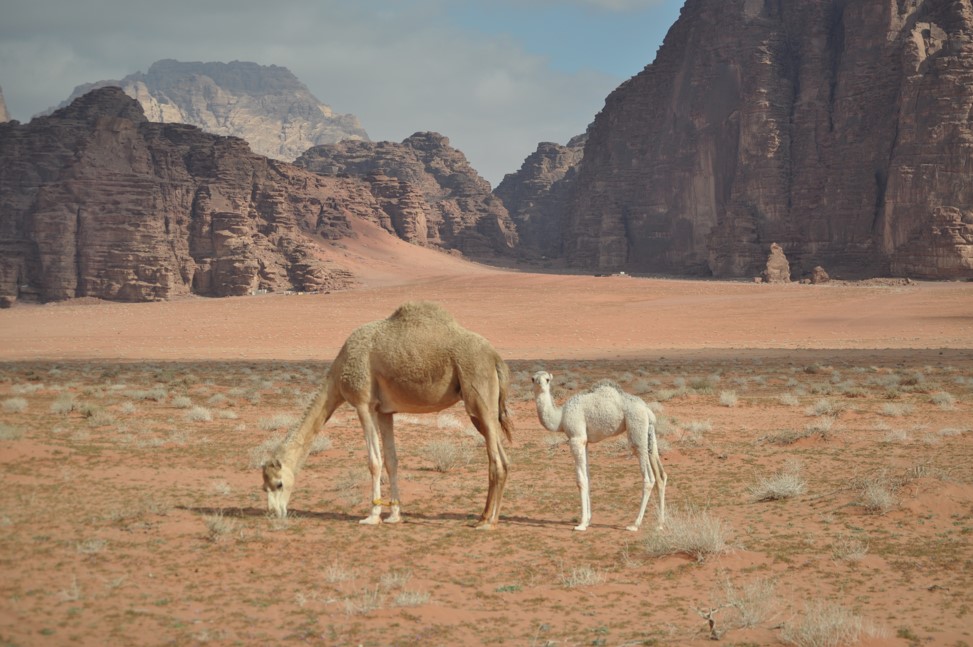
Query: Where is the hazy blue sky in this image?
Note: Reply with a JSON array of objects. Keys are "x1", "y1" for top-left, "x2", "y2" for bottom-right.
[{"x1": 0, "y1": 0, "x2": 684, "y2": 185}]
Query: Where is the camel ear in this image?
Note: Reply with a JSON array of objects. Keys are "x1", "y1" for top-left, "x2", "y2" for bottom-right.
[{"x1": 263, "y1": 458, "x2": 281, "y2": 470}]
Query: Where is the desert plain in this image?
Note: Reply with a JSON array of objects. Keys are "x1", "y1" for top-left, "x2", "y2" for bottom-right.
[{"x1": 1, "y1": 230, "x2": 972, "y2": 646}]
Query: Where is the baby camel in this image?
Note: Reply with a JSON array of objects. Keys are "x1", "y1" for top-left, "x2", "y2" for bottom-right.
[{"x1": 532, "y1": 371, "x2": 666, "y2": 531}]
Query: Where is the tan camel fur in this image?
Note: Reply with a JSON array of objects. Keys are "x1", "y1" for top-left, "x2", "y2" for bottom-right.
[
  {"x1": 532, "y1": 371, "x2": 667, "y2": 531},
  {"x1": 262, "y1": 301, "x2": 514, "y2": 528}
]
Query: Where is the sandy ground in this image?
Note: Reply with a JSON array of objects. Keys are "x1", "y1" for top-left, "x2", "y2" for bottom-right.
[{"x1": 1, "y1": 231, "x2": 972, "y2": 645}]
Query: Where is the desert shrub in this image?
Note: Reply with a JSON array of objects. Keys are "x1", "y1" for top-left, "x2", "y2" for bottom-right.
[
  {"x1": 857, "y1": 476, "x2": 898, "y2": 514},
  {"x1": 50, "y1": 393, "x2": 77, "y2": 414},
  {"x1": 830, "y1": 535, "x2": 869, "y2": 562},
  {"x1": 718, "y1": 390, "x2": 739, "y2": 407},
  {"x1": 171, "y1": 395, "x2": 193, "y2": 409},
  {"x1": 778, "y1": 393, "x2": 800, "y2": 406},
  {"x1": 436, "y1": 413, "x2": 466, "y2": 431},
  {"x1": 248, "y1": 435, "x2": 283, "y2": 468},
  {"x1": 560, "y1": 564, "x2": 604, "y2": 588},
  {"x1": 309, "y1": 435, "x2": 332, "y2": 454},
  {"x1": 879, "y1": 403, "x2": 914, "y2": 418},
  {"x1": 203, "y1": 511, "x2": 237, "y2": 542},
  {"x1": 344, "y1": 587, "x2": 383, "y2": 616},
  {"x1": 720, "y1": 577, "x2": 778, "y2": 628},
  {"x1": 681, "y1": 420, "x2": 712, "y2": 445},
  {"x1": 805, "y1": 398, "x2": 842, "y2": 417},
  {"x1": 780, "y1": 600, "x2": 867, "y2": 647},
  {"x1": 258, "y1": 413, "x2": 298, "y2": 431},
  {"x1": 185, "y1": 406, "x2": 212, "y2": 422},
  {"x1": 929, "y1": 391, "x2": 956, "y2": 410},
  {"x1": 644, "y1": 506, "x2": 734, "y2": 562},
  {"x1": 0, "y1": 423, "x2": 24, "y2": 441},
  {"x1": 423, "y1": 439, "x2": 471, "y2": 472},
  {"x1": 125, "y1": 387, "x2": 168, "y2": 402},
  {"x1": 749, "y1": 465, "x2": 807, "y2": 502},
  {"x1": 324, "y1": 560, "x2": 355, "y2": 584},
  {"x1": 394, "y1": 590, "x2": 430, "y2": 606},
  {"x1": 2, "y1": 397, "x2": 27, "y2": 413}
]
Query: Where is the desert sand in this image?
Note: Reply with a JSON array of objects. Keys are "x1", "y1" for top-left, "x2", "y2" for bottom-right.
[{"x1": 1, "y1": 230, "x2": 971, "y2": 645}]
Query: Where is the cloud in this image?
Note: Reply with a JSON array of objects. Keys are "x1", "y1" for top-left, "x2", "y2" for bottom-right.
[{"x1": 0, "y1": 0, "x2": 627, "y2": 185}]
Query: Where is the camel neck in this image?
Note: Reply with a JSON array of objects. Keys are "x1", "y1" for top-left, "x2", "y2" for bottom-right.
[{"x1": 534, "y1": 390, "x2": 562, "y2": 433}]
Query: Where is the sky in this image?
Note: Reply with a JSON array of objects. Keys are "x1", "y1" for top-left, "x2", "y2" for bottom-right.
[{"x1": 0, "y1": 0, "x2": 684, "y2": 186}]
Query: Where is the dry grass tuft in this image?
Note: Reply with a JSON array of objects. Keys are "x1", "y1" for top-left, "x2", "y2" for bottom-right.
[
  {"x1": 560, "y1": 564, "x2": 604, "y2": 588},
  {"x1": 749, "y1": 464, "x2": 807, "y2": 502},
  {"x1": 781, "y1": 600, "x2": 870, "y2": 647},
  {"x1": 644, "y1": 506, "x2": 735, "y2": 562}
]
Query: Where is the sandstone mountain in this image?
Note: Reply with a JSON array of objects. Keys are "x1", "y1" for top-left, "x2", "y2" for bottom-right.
[
  {"x1": 494, "y1": 135, "x2": 585, "y2": 261},
  {"x1": 503, "y1": 0, "x2": 973, "y2": 280},
  {"x1": 296, "y1": 134, "x2": 518, "y2": 257},
  {"x1": 0, "y1": 87, "x2": 398, "y2": 302},
  {"x1": 51, "y1": 60, "x2": 369, "y2": 162},
  {"x1": 0, "y1": 86, "x2": 10, "y2": 123}
]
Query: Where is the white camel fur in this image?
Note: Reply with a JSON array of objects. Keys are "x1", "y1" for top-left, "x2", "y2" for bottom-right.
[
  {"x1": 262, "y1": 301, "x2": 514, "y2": 529},
  {"x1": 532, "y1": 371, "x2": 667, "y2": 532}
]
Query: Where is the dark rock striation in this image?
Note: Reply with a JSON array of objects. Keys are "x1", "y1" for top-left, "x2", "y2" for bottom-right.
[
  {"x1": 552, "y1": 0, "x2": 973, "y2": 280},
  {"x1": 0, "y1": 87, "x2": 391, "y2": 302},
  {"x1": 296, "y1": 133, "x2": 518, "y2": 257},
  {"x1": 49, "y1": 60, "x2": 369, "y2": 163}
]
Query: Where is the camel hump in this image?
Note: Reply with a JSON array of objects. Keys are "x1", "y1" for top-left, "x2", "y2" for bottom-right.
[{"x1": 387, "y1": 301, "x2": 456, "y2": 327}]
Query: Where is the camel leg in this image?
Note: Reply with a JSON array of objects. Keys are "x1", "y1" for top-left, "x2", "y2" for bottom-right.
[
  {"x1": 568, "y1": 436, "x2": 591, "y2": 531},
  {"x1": 650, "y1": 449, "x2": 667, "y2": 529},
  {"x1": 471, "y1": 417, "x2": 508, "y2": 529},
  {"x1": 378, "y1": 412, "x2": 402, "y2": 523},
  {"x1": 356, "y1": 406, "x2": 384, "y2": 525},
  {"x1": 628, "y1": 440, "x2": 655, "y2": 532}
]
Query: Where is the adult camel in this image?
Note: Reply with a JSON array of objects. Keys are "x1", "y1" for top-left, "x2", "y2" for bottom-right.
[{"x1": 262, "y1": 301, "x2": 513, "y2": 529}]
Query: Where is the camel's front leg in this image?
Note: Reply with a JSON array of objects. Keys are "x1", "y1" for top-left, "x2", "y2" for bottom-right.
[
  {"x1": 356, "y1": 407, "x2": 384, "y2": 525},
  {"x1": 569, "y1": 437, "x2": 591, "y2": 531},
  {"x1": 378, "y1": 412, "x2": 401, "y2": 523}
]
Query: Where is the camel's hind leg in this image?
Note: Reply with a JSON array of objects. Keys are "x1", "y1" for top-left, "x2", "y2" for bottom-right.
[
  {"x1": 356, "y1": 405, "x2": 384, "y2": 525},
  {"x1": 650, "y1": 444, "x2": 667, "y2": 529},
  {"x1": 378, "y1": 412, "x2": 402, "y2": 523},
  {"x1": 470, "y1": 415, "x2": 509, "y2": 529},
  {"x1": 628, "y1": 439, "x2": 655, "y2": 532}
]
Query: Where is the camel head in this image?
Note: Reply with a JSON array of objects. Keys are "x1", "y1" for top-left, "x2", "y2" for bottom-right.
[
  {"x1": 531, "y1": 371, "x2": 553, "y2": 396},
  {"x1": 262, "y1": 458, "x2": 295, "y2": 518}
]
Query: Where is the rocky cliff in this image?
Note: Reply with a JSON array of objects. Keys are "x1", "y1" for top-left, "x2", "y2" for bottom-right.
[
  {"x1": 296, "y1": 134, "x2": 518, "y2": 257},
  {"x1": 0, "y1": 87, "x2": 393, "y2": 302},
  {"x1": 556, "y1": 0, "x2": 973, "y2": 280},
  {"x1": 494, "y1": 135, "x2": 585, "y2": 260},
  {"x1": 51, "y1": 60, "x2": 369, "y2": 163}
]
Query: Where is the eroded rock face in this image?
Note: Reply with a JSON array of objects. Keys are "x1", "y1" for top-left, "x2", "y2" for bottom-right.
[
  {"x1": 0, "y1": 87, "x2": 387, "y2": 302},
  {"x1": 49, "y1": 60, "x2": 369, "y2": 163},
  {"x1": 559, "y1": 0, "x2": 973, "y2": 280},
  {"x1": 296, "y1": 133, "x2": 518, "y2": 258},
  {"x1": 494, "y1": 135, "x2": 585, "y2": 260}
]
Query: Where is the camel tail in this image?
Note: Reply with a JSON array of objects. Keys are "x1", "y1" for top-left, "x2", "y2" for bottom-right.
[{"x1": 496, "y1": 358, "x2": 514, "y2": 443}]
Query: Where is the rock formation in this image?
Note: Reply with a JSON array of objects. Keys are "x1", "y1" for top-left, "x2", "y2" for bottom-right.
[
  {"x1": 0, "y1": 86, "x2": 10, "y2": 123},
  {"x1": 811, "y1": 266, "x2": 831, "y2": 284},
  {"x1": 296, "y1": 133, "x2": 518, "y2": 257},
  {"x1": 763, "y1": 243, "x2": 791, "y2": 284},
  {"x1": 0, "y1": 87, "x2": 395, "y2": 302},
  {"x1": 49, "y1": 60, "x2": 369, "y2": 162},
  {"x1": 551, "y1": 0, "x2": 973, "y2": 280},
  {"x1": 494, "y1": 135, "x2": 585, "y2": 261}
]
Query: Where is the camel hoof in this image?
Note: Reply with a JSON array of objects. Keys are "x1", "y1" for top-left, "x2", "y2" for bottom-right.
[
  {"x1": 573, "y1": 525, "x2": 588, "y2": 532},
  {"x1": 385, "y1": 514, "x2": 402, "y2": 524},
  {"x1": 626, "y1": 525, "x2": 640, "y2": 532},
  {"x1": 359, "y1": 515, "x2": 382, "y2": 525},
  {"x1": 473, "y1": 520, "x2": 496, "y2": 530}
]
